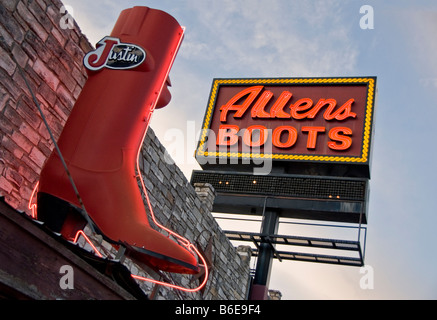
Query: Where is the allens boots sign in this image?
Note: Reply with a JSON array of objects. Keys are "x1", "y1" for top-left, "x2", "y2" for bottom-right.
[{"x1": 195, "y1": 77, "x2": 377, "y2": 178}]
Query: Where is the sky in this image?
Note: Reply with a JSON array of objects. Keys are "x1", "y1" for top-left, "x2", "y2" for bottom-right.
[{"x1": 62, "y1": 0, "x2": 437, "y2": 300}]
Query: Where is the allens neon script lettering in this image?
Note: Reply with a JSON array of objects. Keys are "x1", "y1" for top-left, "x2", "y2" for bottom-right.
[
  {"x1": 217, "y1": 86, "x2": 356, "y2": 151},
  {"x1": 220, "y1": 86, "x2": 356, "y2": 122}
]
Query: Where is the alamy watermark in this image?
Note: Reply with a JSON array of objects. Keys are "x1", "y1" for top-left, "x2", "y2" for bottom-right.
[
  {"x1": 59, "y1": 265, "x2": 74, "y2": 290},
  {"x1": 359, "y1": 5, "x2": 374, "y2": 30},
  {"x1": 60, "y1": 5, "x2": 74, "y2": 30},
  {"x1": 359, "y1": 265, "x2": 374, "y2": 290},
  {"x1": 162, "y1": 120, "x2": 273, "y2": 175}
]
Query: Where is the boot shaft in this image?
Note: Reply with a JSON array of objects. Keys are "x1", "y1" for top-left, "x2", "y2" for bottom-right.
[{"x1": 55, "y1": 7, "x2": 184, "y2": 172}]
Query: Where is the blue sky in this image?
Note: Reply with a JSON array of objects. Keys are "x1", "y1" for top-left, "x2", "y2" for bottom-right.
[{"x1": 63, "y1": 0, "x2": 437, "y2": 299}]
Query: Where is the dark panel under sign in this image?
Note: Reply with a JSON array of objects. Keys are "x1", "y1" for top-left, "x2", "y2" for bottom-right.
[{"x1": 191, "y1": 170, "x2": 369, "y2": 224}]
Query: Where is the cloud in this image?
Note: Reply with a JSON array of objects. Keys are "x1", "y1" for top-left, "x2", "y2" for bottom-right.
[
  {"x1": 151, "y1": 0, "x2": 361, "y2": 180},
  {"x1": 390, "y1": 7, "x2": 437, "y2": 86},
  {"x1": 62, "y1": 0, "x2": 123, "y2": 45},
  {"x1": 408, "y1": 10, "x2": 437, "y2": 73},
  {"x1": 420, "y1": 78, "x2": 437, "y2": 89},
  {"x1": 179, "y1": 0, "x2": 358, "y2": 77}
]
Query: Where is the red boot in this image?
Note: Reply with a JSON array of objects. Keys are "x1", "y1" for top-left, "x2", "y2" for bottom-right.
[{"x1": 37, "y1": 7, "x2": 199, "y2": 274}]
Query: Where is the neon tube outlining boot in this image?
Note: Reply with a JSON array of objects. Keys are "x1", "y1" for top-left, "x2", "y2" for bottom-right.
[{"x1": 37, "y1": 7, "x2": 199, "y2": 274}]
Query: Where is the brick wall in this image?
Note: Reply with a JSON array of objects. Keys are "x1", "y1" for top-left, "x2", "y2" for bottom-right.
[
  {"x1": 0, "y1": 0, "x2": 91, "y2": 211},
  {"x1": 0, "y1": 0, "x2": 250, "y2": 300}
]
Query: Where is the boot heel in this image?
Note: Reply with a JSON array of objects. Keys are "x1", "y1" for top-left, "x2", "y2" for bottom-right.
[{"x1": 37, "y1": 192, "x2": 87, "y2": 241}]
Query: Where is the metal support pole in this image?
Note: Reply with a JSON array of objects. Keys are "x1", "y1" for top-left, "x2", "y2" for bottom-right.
[{"x1": 251, "y1": 209, "x2": 279, "y2": 299}]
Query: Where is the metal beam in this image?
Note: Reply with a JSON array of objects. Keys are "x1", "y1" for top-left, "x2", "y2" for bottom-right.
[{"x1": 253, "y1": 210, "x2": 279, "y2": 287}]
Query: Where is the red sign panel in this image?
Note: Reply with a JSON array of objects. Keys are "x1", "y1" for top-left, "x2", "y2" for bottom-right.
[{"x1": 196, "y1": 77, "x2": 376, "y2": 174}]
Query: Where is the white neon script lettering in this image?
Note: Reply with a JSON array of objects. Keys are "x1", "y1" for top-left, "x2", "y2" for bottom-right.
[
  {"x1": 83, "y1": 36, "x2": 145, "y2": 71},
  {"x1": 84, "y1": 37, "x2": 119, "y2": 71}
]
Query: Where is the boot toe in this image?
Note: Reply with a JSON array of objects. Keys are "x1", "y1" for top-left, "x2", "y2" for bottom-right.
[{"x1": 121, "y1": 225, "x2": 200, "y2": 274}]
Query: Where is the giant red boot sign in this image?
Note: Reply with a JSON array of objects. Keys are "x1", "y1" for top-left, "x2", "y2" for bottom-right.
[{"x1": 36, "y1": 7, "x2": 204, "y2": 277}]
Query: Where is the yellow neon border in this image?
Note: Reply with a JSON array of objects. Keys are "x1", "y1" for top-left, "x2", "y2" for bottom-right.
[{"x1": 196, "y1": 77, "x2": 376, "y2": 164}]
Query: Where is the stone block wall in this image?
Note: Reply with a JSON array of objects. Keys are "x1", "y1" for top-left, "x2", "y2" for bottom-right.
[
  {"x1": 0, "y1": 0, "x2": 92, "y2": 212},
  {"x1": 135, "y1": 128, "x2": 251, "y2": 300},
  {"x1": 0, "y1": 0, "x2": 251, "y2": 300}
]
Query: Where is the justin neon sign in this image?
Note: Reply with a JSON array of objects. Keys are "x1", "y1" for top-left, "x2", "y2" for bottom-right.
[
  {"x1": 196, "y1": 77, "x2": 376, "y2": 164},
  {"x1": 84, "y1": 36, "x2": 146, "y2": 71}
]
